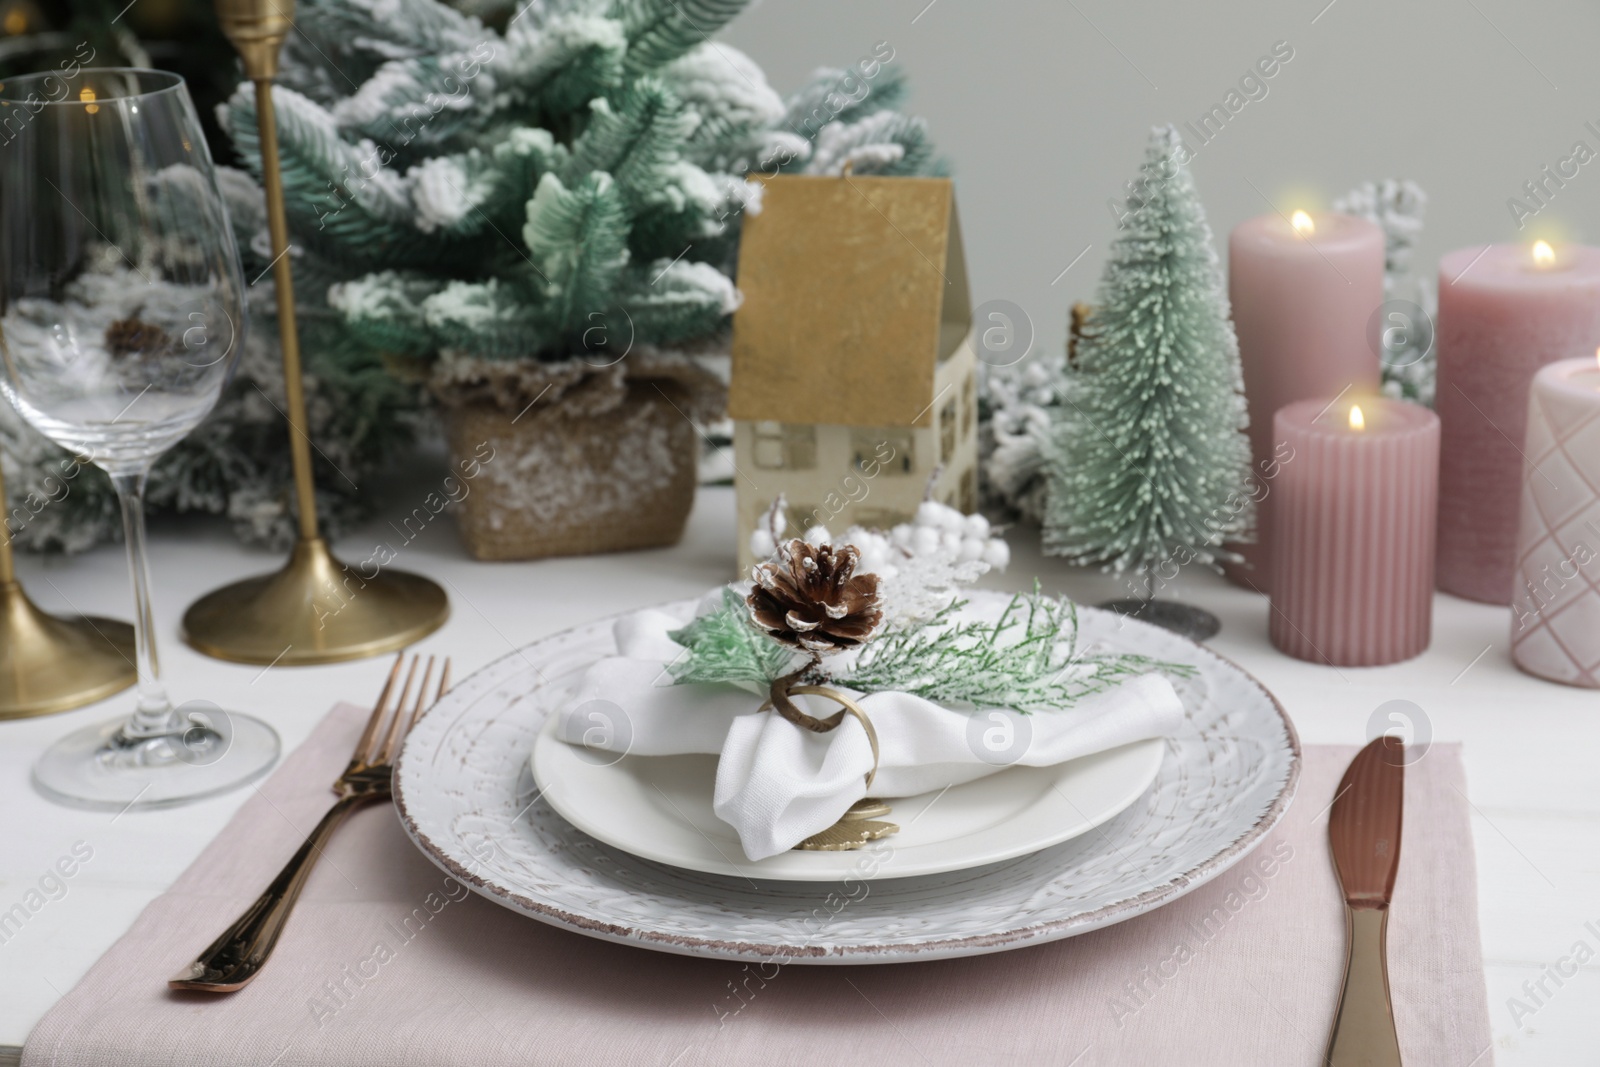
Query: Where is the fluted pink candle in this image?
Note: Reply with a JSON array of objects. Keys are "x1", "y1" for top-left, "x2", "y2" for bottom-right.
[
  {"x1": 1436, "y1": 241, "x2": 1600, "y2": 604},
  {"x1": 1270, "y1": 397, "x2": 1440, "y2": 666},
  {"x1": 1226, "y1": 211, "x2": 1385, "y2": 593},
  {"x1": 1511, "y1": 356, "x2": 1600, "y2": 687}
]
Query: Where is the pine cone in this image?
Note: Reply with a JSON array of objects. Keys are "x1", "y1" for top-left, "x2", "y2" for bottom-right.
[{"x1": 748, "y1": 540, "x2": 882, "y2": 653}]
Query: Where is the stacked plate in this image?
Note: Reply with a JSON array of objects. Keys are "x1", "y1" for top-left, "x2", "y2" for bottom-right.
[{"x1": 394, "y1": 592, "x2": 1300, "y2": 964}]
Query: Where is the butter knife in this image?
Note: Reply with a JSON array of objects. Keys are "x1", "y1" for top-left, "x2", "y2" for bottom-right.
[{"x1": 1325, "y1": 735, "x2": 1405, "y2": 1066}]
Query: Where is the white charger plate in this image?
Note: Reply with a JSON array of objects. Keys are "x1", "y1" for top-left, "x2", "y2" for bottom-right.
[
  {"x1": 394, "y1": 592, "x2": 1300, "y2": 964},
  {"x1": 530, "y1": 713, "x2": 1165, "y2": 881}
]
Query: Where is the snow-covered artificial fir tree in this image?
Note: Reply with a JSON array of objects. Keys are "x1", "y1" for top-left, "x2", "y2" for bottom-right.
[
  {"x1": 0, "y1": 0, "x2": 940, "y2": 552},
  {"x1": 1041, "y1": 125, "x2": 1252, "y2": 626},
  {"x1": 1333, "y1": 179, "x2": 1434, "y2": 406}
]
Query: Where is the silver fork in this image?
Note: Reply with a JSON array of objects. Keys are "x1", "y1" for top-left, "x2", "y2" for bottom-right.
[{"x1": 170, "y1": 653, "x2": 450, "y2": 993}]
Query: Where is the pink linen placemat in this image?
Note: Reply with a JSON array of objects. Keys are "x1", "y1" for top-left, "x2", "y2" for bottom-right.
[{"x1": 24, "y1": 703, "x2": 1493, "y2": 1066}]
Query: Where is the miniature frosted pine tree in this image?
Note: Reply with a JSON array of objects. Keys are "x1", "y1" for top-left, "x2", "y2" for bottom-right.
[{"x1": 1042, "y1": 125, "x2": 1252, "y2": 620}]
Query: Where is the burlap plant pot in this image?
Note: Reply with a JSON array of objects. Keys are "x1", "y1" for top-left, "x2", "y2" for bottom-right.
[{"x1": 431, "y1": 350, "x2": 726, "y2": 561}]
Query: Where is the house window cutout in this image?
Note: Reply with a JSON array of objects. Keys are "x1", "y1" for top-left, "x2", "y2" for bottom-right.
[
  {"x1": 961, "y1": 466, "x2": 977, "y2": 512},
  {"x1": 940, "y1": 398, "x2": 958, "y2": 465},
  {"x1": 852, "y1": 429, "x2": 914, "y2": 476},
  {"x1": 786, "y1": 503, "x2": 822, "y2": 536},
  {"x1": 962, "y1": 375, "x2": 975, "y2": 438},
  {"x1": 752, "y1": 421, "x2": 817, "y2": 470}
]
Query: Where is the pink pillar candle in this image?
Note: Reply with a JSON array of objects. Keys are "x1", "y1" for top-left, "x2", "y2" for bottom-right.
[
  {"x1": 1227, "y1": 211, "x2": 1385, "y2": 592},
  {"x1": 1270, "y1": 397, "x2": 1440, "y2": 666},
  {"x1": 1511, "y1": 357, "x2": 1600, "y2": 687},
  {"x1": 1436, "y1": 242, "x2": 1600, "y2": 604}
]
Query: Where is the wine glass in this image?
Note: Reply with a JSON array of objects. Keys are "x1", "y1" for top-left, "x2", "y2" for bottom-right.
[{"x1": 0, "y1": 68, "x2": 279, "y2": 807}]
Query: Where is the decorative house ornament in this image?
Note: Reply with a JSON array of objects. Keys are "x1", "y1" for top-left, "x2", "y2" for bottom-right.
[{"x1": 728, "y1": 174, "x2": 976, "y2": 573}]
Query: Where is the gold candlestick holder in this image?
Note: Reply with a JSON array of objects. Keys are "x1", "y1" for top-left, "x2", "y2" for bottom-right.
[
  {"x1": 0, "y1": 464, "x2": 136, "y2": 719},
  {"x1": 184, "y1": 0, "x2": 448, "y2": 665}
]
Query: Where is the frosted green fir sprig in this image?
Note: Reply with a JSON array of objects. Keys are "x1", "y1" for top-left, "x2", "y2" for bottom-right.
[
  {"x1": 836, "y1": 589, "x2": 1192, "y2": 713},
  {"x1": 666, "y1": 585, "x2": 1191, "y2": 713}
]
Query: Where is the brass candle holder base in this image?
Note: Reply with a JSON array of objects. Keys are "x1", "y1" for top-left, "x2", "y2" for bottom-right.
[
  {"x1": 181, "y1": 537, "x2": 448, "y2": 666},
  {"x1": 0, "y1": 580, "x2": 135, "y2": 720}
]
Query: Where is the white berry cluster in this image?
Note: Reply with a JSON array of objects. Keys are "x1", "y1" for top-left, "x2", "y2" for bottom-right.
[
  {"x1": 751, "y1": 497, "x2": 1009, "y2": 630},
  {"x1": 881, "y1": 501, "x2": 1010, "y2": 571}
]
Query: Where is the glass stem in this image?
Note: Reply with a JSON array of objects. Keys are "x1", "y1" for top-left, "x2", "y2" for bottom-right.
[{"x1": 111, "y1": 469, "x2": 172, "y2": 734}]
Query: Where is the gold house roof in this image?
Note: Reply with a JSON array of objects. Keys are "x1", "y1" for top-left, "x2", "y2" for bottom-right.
[{"x1": 728, "y1": 174, "x2": 972, "y2": 429}]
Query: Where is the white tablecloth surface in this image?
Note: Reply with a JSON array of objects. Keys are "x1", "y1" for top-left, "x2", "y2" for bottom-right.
[{"x1": 0, "y1": 481, "x2": 1589, "y2": 1064}]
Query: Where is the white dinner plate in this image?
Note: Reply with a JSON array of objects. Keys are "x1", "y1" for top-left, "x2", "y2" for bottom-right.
[
  {"x1": 395, "y1": 591, "x2": 1300, "y2": 964},
  {"x1": 531, "y1": 715, "x2": 1166, "y2": 881}
]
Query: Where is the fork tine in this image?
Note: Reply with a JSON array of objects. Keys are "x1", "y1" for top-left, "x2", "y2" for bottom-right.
[
  {"x1": 374, "y1": 655, "x2": 419, "y2": 765},
  {"x1": 402, "y1": 656, "x2": 451, "y2": 741},
  {"x1": 350, "y1": 653, "x2": 405, "y2": 768},
  {"x1": 384, "y1": 655, "x2": 433, "y2": 764}
]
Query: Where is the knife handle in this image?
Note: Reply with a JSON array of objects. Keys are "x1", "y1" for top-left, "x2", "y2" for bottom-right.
[{"x1": 1325, "y1": 904, "x2": 1402, "y2": 1067}]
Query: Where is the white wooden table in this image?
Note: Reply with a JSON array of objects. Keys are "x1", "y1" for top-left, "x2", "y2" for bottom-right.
[{"x1": 0, "y1": 483, "x2": 1591, "y2": 1064}]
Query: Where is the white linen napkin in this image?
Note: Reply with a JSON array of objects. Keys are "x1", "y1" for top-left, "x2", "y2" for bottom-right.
[{"x1": 554, "y1": 601, "x2": 1185, "y2": 861}]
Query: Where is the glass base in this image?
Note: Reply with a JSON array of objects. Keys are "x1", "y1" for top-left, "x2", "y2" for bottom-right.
[
  {"x1": 1098, "y1": 598, "x2": 1222, "y2": 643},
  {"x1": 33, "y1": 710, "x2": 280, "y2": 810}
]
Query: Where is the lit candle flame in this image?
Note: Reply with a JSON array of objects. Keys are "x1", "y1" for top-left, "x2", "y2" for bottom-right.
[
  {"x1": 79, "y1": 86, "x2": 98, "y2": 115},
  {"x1": 1533, "y1": 240, "x2": 1555, "y2": 267},
  {"x1": 1349, "y1": 404, "x2": 1365, "y2": 432},
  {"x1": 1291, "y1": 210, "x2": 1315, "y2": 236}
]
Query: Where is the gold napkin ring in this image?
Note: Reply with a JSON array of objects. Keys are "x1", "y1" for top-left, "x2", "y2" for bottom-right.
[
  {"x1": 787, "y1": 685, "x2": 880, "y2": 790},
  {"x1": 763, "y1": 684, "x2": 900, "y2": 851}
]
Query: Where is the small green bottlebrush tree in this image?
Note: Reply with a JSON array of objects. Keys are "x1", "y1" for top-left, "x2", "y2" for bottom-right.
[
  {"x1": 0, "y1": 0, "x2": 940, "y2": 551},
  {"x1": 1042, "y1": 124, "x2": 1252, "y2": 596}
]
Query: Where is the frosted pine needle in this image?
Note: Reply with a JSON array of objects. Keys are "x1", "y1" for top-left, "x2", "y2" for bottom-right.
[{"x1": 838, "y1": 589, "x2": 1191, "y2": 713}]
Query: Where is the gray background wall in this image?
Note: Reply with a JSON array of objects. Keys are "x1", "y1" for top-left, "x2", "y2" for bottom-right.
[{"x1": 722, "y1": 0, "x2": 1600, "y2": 359}]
